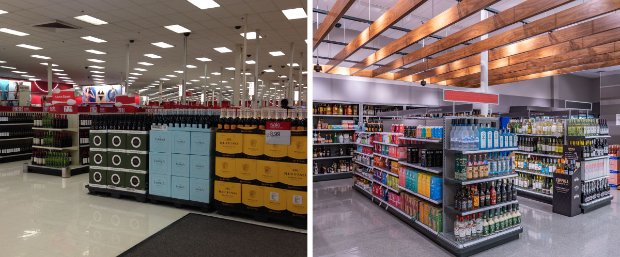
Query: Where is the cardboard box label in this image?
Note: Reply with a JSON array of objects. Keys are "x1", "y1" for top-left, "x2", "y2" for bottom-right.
[
  {"x1": 286, "y1": 190, "x2": 307, "y2": 215},
  {"x1": 256, "y1": 160, "x2": 280, "y2": 183},
  {"x1": 263, "y1": 187, "x2": 286, "y2": 211},
  {"x1": 242, "y1": 184, "x2": 264, "y2": 207},
  {"x1": 215, "y1": 157, "x2": 236, "y2": 178},
  {"x1": 236, "y1": 158, "x2": 257, "y2": 181},
  {"x1": 280, "y1": 162, "x2": 307, "y2": 187},
  {"x1": 287, "y1": 136, "x2": 307, "y2": 160},
  {"x1": 214, "y1": 180, "x2": 241, "y2": 204},
  {"x1": 242, "y1": 133, "x2": 265, "y2": 156},
  {"x1": 216, "y1": 133, "x2": 243, "y2": 154}
]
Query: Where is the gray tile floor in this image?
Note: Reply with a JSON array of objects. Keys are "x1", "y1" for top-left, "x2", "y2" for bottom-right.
[{"x1": 314, "y1": 178, "x2": 619, "y2": 257}]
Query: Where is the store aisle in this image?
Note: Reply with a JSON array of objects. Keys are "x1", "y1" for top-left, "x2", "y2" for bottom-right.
[
  {"x1": 314, "y1": 178, "x2": 620, "y2": 257},
  {"x1": 0, "y1": 161, "x2": 304, "y2": 257}
]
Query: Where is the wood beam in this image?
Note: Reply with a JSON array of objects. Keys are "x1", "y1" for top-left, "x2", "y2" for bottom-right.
[
  {"x1": 396, "y1": 0, "x2": 620, "y2": 80},
  {"x1": 347, "y1": 0, "x2": 499, "y2": 74},
  {"x1": 313, "y1": 0, "x2": 356, "y2": 50},
  {"x1": 372, "y1": 0, "x2": 571, "y2": 77},
  {"x1": 323, "y1": 0, "x2": 428, "y2": 72}
]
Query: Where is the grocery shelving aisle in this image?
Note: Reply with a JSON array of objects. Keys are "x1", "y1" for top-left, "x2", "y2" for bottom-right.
[{"x1": 314, "y1": 178, "x2": 620, "y2": 257}]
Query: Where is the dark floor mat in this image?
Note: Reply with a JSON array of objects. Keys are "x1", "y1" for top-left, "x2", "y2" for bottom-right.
[{"x1": 119, "y1": 213, "x2": 307, "y2": 257}]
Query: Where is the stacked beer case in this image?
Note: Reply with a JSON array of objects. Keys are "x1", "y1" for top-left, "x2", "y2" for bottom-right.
[
  {"x1": 88, "y1": 116, "x2": 150, "y2": 196},
  {"x1": 148, "y1": 121, "x2": 214, "y2": 205},
  {"x1": 214, "y1": 108, "x2": 307, "y2": 226}
]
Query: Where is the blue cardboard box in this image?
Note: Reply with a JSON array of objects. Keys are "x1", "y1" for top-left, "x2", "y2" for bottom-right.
[
  {"x1": 171, "y1": 153, "x2": 190, "y2": 177},
  {"x1": 190, "y1": 132, "x2": 213, "y2": 155},
  {"x1": 430, "y1": 176, "x2": 443, "y2": 201},
  {"x1": 172, "y1": 131, "x2": 191, "y2": 154},
  {"x1": 189, "y1": 177, "x2": 211, "y2": 203},
  {"x1": 190, "y1": 155, "x2": 212, "y2": 180},
  {"x1": 149, "y1": 173, "x2": 171, "y2": 197},
  {"x1": 149, "y1": 152, "x2": 172, "y2": 175},
  {"x1": 171, "y1": 176, "x2": 190, "y2": 200},
  {"x1": 150, "y1": 130, "x2": 172, "y2": 153}
]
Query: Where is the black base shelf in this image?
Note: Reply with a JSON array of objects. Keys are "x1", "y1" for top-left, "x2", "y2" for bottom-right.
[
  {"x1": 215, "y1": 203, "x2": 306, "y2": 229},
  {"x1": 148, "y1": 194, "x2": 213, "y2": 213},
  {"x1": 516, "y1": 187, "x2": 553, "y2": 204},
  {"x1": 581, "y1": 195, "x2": 613, "y2": 213},
  {"x1": 313, "y1": 172, "x2": 353, "y2": 182},
  {"x1": 86, "y1": 184, "x2": 147, "y2": 202},
  {"x1": 353, "y1": 185, "x2": 522, "y2": 257},
  {"x1": 26, "y1": 164, "x2": 89, "y2": 178},
  {"x1": 0, "y1": 153, "x2": 31, "y2": 163}
]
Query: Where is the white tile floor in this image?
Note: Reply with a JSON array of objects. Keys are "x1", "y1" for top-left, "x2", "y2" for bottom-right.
[
  {"x1": 314, "y1": 178, "x2": 619, "y2": 257},
  {"x1": 0, "y1": 161, "x2": 305, "y2": 257}
]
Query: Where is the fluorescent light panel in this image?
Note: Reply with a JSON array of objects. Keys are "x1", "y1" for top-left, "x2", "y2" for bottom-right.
[
  {"x1": 152, "y1": 42, "x2": 174, "y2": 48},
  {"x1": 269, "y1": 51, "x2": 285, "y2": 56},
  {"x1": 187, "y1": 0, "x2": 220, "y2": 9},
  {"x1": 186, "y1": 65, "x2": 196, "y2": 68},
  {"x1": 31, "y1": 55, "x2": 50, "y2": 59},
  {"x1": 87, "y1": 59, "x2": 105, "y2": 63},
  {"x1": 85, "y1": 49, "x2": 106, "y2": 54},
  {"x1": 134, "y1": 68, "x2": 147, "y2": 71},
  {"x1": 81, "y1": 36, "x2": 107, "y2": 43},
  {"x1": 213, "y1": 47, "x2": 231, "y2": 53},
  {"x1": 196, "y1": 57, "x2": 211, "y2": 62},
  {"x1": 89, "y1": 66, "x2": 104, "y2": 69},
  {"x1": 74, "y1": 15, "x2": 108, "y2": 25},
  {"x1": 138, "y1": 62, "x2": 153, "y2": 66},
  {"x1": 0, "y1": 10, "x2": 7, "y2": 15},
  {"x1": 174, "y1": 71, "x2": 183, "y2": 74},
  {"x1": 144, "y1": 54, "x2": 161, "y2": 59},
  {"x1": 282, "y1": 8, "x2": 306, "y2": 20},
  {"x1": 17, "y1": 44, "x2": 42, "y2": 50},
  {"x1": 263, "y1": 69, "x2": 275, "y2": 73},
  {"x1": 166, "y1": 75, "x2": 177, "y2": 77},
  {"x1": 0, "y1": 28, "x2": 28, "y2": 36},
  {"x1": 240, "y1": 32, "x2": 262, "y2": 39},
  {"x1": 90, "y1": 70, "x2": 104, "y2": 74},
  {"x1": 245, "y1": 60, "x2": 255, "y2": 64},
  {"x1": 225, "y1": 67, "x2": 235, "y2": 71},
  {"x1": 164, "y1": 24, "x2": 191, "y2": 33},
  {"x1": 129, "y1": 73, "x2": 142, "y2": 76}
]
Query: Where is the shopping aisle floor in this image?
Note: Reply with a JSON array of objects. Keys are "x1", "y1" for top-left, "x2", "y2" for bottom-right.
[
  {"x1": 314, "y1": 178, "x2": 619, "y2": 257},
  {"x1": 0, "y1": 161, "x2": 304, "y2": 257}
]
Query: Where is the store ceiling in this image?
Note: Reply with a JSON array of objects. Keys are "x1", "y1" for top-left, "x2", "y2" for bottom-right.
[
  {"x1": 313, "y1": 0, "x2": 620, "y2": 86},
  {"x1": 0, "y1": 0, "x2": 307, "y2": 101}
]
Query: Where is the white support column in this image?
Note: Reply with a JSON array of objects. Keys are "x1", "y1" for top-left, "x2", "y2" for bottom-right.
[
  {"x1": 219, "y1": 66, "x2": 224, "y2": 107},
  {"x1": 288, "y1": 42, "x2": 295, "y2": 101},
  {"x1": 181, "y1": 33, "x2": 189, "y2": 104},
  {"x1": 203, "y1": 63, "x2": 208, "y2": 106},
  {"x1": 159, "y1": 81, "x2": 163, "y2": 104},
  {"x1": 480, "y1": 10, "x2": 490, "y2": 116},
  {"x1": 124, "y1": 42, "x2": 131, "y2": 94},
  {"x1": 241, "y1": 14, "x2": 248, "y2": 107},
  {"x1": 253, "y1": 29, "x2": 260, "y2": 108},
  {"x1": 47, "y1": 63, "x2": 52, "y2": 97},
  {"x1": 233, "y1": 44, "x2": 242, "y2": 107}
]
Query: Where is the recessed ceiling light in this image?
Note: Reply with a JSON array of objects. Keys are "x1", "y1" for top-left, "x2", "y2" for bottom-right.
[
  {"x1": 54, "y1": 73, "x2": 67, "y2": 76},
  {"x1": 245, "y1": 60, "x2": 255, "y2": 64},
  {"x1": 134, "y1": 68, "x2": 147, "y2": 71},
  {"x1": 222, "y1": 81, "x2": 228, "y2": 83},
  {"x1": 51, "y1": 69, "x2": 63, "y2": 72},
  {"x1": 263, "y1": 69, "x2": 275, "y2": 73},
  {"x1": 31, "y1": 55, "x2": 51, "y2": 59},
  {"x1": 144, "y1": 54, "x2": 162, "y2": 59},
  {"x1": 210, "y1": 83, "x2": 217, "y2": 86},
  {"x1": 196, "y1": 57, "x2": 211, "y2": 62},
  {"x1": 74, "y1": 15, "x2": 108, "y2": 25},
  {"x1": 174, "y1": 71, "x2": 183, "y2": 74},
  {"x1": 211, "y1": 72, "x2": 221, "y2": 75},
  {"x1": 90, "y1": 70, "x2": 105, "y2": 74},
  {"x1": 81, "y1": 36, "x2": 106, "y2": 43},
  {"x1": 302, "y1": 71, "x2": 308, "y2": 74},
  {"x1": 129, "y1": 73, "x2": 142, "y2": 76},
  {"x1": 21, "y1": 75, "x2": 35, "y2": 78},
  {"x1": 166, "y1": 75, "x2": 177, "y2": 77},
  {"x1": 0, "y1": 60, "x2": 5, "y2": 64},
  {"x1": 287, "y1": 63, "x2": 299, "y2": 67},
  {"x1": 0, "y1": 10, "x2": 7, "y2": 15},
  {"x1": 17, "y1": 44, "x2": 42, "y2": 50},
  {"x1": 58, "y1": 76, "x2": 71, "y2": 79},
  {"x1": 127, "y1": 80, "x2": 135, "y2": 82},
  {"x1": 282, "y1": 8, "x2": 306, "y2": 20},
  {"x1": 160, "y1": 78, "x2": 170, "y2": 81},
  {"x1": 270, "y1": 51, "x2": 285, "y2": 56},
  {"x1": 186, "y1": 82, "x2": 193, "y2": 85},
  {"x1": 0, "y1": 66, "x2": 16, "y2": 69},
  {"x1": 240, "y1": 32, "x2": 263, "y2": 40},
  {"x1": 187, "y1": 0, "x2": 220, "y2": 9},
  {"x1": 138, "y1": 62, "x2": 153, "y2": 66},
  {"x1": 215, "y1": 87, "x2": 221, "y2": 90},
  {"x1": 225, "y1": 67, "x2": 235, "y2": 71},
  {"x1": 191, "y1": 79, "x2": 200, "y2": 82},
  {"x1": 278, "y1": 75, "x2": 287, "y2": 78},
  {"x1": 85, "y1": 49, "x2": 106, "y2": 54},
  {"x1": 89, "y1": 66, "x2": 104, "y2": 69},
  {"x1": 186, "y1": 65, "x2": 197, "y2": 68},
  {"x1": 128, "y1": 76, "x2": 138, "y2": 79},
  {"x1": 87, "y1": 59, "x2": 105, "y2": 63},
  {"x1": 213, "y1": 47, "x2": 232, "y2": 53},
  {"x1": 28, "y1": 78, "x2": 40, "y2": 81},
  {"x1": 0, "y1": 28, "x2": 28, "y2": 36},
  {"x1": 152, "y1": 42, "x2": 174, "y2": 48},
  {"x1": 164, "y1": 24, "x2": 191, "y2": 33},
  {"x1": 39, "y1": 63, "x2": 58, "y2": 67}
]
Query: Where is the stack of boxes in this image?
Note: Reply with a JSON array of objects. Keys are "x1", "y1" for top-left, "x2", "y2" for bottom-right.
[
  {"x1": 610, "y1": 156, "x2": 618, "y2": 189},
  {"x1": 399, "y1": 168, "x2": 442, "y2": 201},
  {"x1": 88, "y1": 119, "x2": 149, "y2": 194},
  {"x1": 148, "y1": 125, "x2": 214, "y2": 204},
  {"x1": 214, "y1": 109, "x2": 307, "y2": 222}
]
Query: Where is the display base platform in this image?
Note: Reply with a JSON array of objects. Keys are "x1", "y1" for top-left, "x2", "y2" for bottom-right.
[
  {"x1": 353, "y1": 185, "x2": 522, "y2": 257},
  {"x1": 148, "y1": 194, "x2": 213, "y2": 213},
  {"x1": 86, "y1": 184, "x2": 147, "y2": 202},
  {"x1": 581, "y1": 195, "x2": 613, "y2": 214},
  {"x1": 516, "y1": 187, "x2": 553, "y2": 204},
  {"x1": 215, "y1": 203, "x2": 306, "y2": 229},
  {"x1": 25, "y1": 164, "x2": 89, "y2": 178},
  {"x1": 313, "y1": 172, "x2": 352, "y2": 182},
  {"x1": 0, "y1": 153, "x2": 31, "y2": 163}
]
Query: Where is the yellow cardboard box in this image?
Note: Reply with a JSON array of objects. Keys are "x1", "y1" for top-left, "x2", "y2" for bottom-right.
[
  {"x1": 280, "y1": 162, "x2": 307, "y2": 187},
  {"x1": 242, "y1": 133, "x2": 265, "y2": 157},
  {"x1": 242, "y1": 183, "x2": 264, "y2": 208},
  {"x1": 236, "y1": 158, "x2": 257, "y2": 181},
  {"x1": 214, "y1": 180, "x2": 241, "y2": 204},
  {"x1": 215, "y1": 157, "x2": 236, "y2": 178},
  {"x1": 264, "y1": 143, "x2": 287, "y2": 158},
  {"x1": 263, "y1": 186, "x2": 287, "y2": 211},
  {"x1": 256, "y1": 160, "x2": 281, "y2": 183},
  {"x1": 216, "y1": 132, "x2": 243, "y2": 154},
  {"x1": 286, "y1": 189, "x2": 307, "y2": 215},
  {"x1": 287, "y1": 135, "x2": 307, "y2": 160}
]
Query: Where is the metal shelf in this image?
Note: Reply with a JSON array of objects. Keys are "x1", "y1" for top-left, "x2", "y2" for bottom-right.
[
  {"x1": 373, "y1": 141, "x2": 405, "y2": 147},
  {"x1": 515, "y1": 187, "x2": 553, "y2": 199},
  {"x1": 0, "y1": 152, "x2": 31, "y2": 159},
  {"x1": 357, "y1": 143, "x2": 373, "y2": 147},
  {"x1": 0, "y1": 137, "x2": 33, "y2": 141},
  {"x1": 32, "y1": 127, "x2": 74, "y2": 132},
  {"x1": 445, "y1": 200, "x2": 518, "y2": 216},
  {"x1": 514, "y1": 169, "x2": 554, "y2": 178},
  {"x1": 0, "y1": 123, "x2": 33, "y2": 126},
  {"x1": 445, "y1": 173, "x2": 518, "y2": 185},
  {"x1": 313, "y1": 129, "x2": 356, "y2": 131},
  {"x1": 353, "y1": 160, "x2": 373, "y2": 169},
  {"x1": 313, "y1": 172, "x2": 353, "y2": 182},
  {"x1": 353, "y1": 171, "x2": 374, "y2": 181},
  {"x1": 373, "y1": 152, "x2": 404, "y2": 161},
  {"x1": 567, "y1": 135, "x2": 611, "y2": 139},
  {"x1": 581, "y1": 195, "x2": 613, "y2": 211},
  {"x1": 399, "y1": 161, "x2": 442, "y2": 174},
  {"x1": 313, "y1": 114, "x2": 358, "y2": 118},
  {"x1": 447, "y1": 148, "x2": 518, "y2": 154},
  {"x1": 313, "y1": 155, "x2": 353, "y2": 160},
  {"x1": 373, "y1": 179, "x2": 399, "y2": 193},
  {"x1": 400, "y1": 137, "x2": 442, "y2": 143},
  {"x1": 516, "y1": 133, "x2": 563, "y2": 138},
  {"x1": 581, "y1": 155, "x2": 609, "y2": 161},
  {"x1": 513, "y1": 151, "x2": 563, "y2": 158},
  {"x1": 32, "y1": 145, "x2": 78, "y2": 151},
  {"x1": 583, "y1": 175, "x2": 609, "y2": 183},
  {"x1": 354, "y1": 151, "x2": 373, "y2": 157},
  {"x1": 314, "y1": 143, "x2": 356, "y2": 146},
  {"x1": 373, "y1": 166, "x2": 398, "y2": 177},
  {"x1": 399, "y1": 186, "x2": 442, "y2": 205}
]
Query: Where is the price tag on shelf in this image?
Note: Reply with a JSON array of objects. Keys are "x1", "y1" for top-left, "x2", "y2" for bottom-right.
[
  {"x1": 12, "y1": 106, "x2": 24, "y2": 112},
  {"x1": 117, "y1": 107, "x2": 126, "y2": 113},
  {"x1": 63, "y1": 106, "x2": 74, "y2": 113},
  {"x1": 265, "y1": 121, "x2": 291, "y2": 145},
  {"x1": 90, "y1": 106, "x2": 98, "y2": 113}
]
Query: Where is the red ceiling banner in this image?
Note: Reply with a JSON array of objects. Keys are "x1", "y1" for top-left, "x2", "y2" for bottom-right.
[{"x1": 443, "y1": 89, "x2": 499, "y2": 105}]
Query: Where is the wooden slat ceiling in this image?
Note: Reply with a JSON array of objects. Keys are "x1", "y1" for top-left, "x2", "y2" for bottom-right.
[
  {"x1": 312, "y1": 0, "x2": 356, "y2": 50},
  {"x1": 314, "y1": 0, "x2": 620, "y2": 87}
]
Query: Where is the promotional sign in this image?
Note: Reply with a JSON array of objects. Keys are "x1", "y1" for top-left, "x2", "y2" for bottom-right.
[
  {"x1": 443, "y1": 89, "x2": 499, "y2": 105},
  {"x1": 552, "y1": 170, "x2": 582, "y2": 217},
  {"x1": 265, "y1": 121, "x2": 291, "y2": 145},
  {"x1": 81, "y1": 85, "x2": 122, "y2": 103},
  {"x1": 51, "y1": 88, "x2": 76, "y2": 105},
  {"x1": 46, "y1": 105, "x2": 77, "y2": 114}
]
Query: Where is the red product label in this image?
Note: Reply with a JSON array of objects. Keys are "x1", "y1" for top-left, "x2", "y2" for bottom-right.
[
  {"x1": 443, "y1": 90, "x2": 499, "y2": 104},
  {"x1": 266, "y1": 121, "x2": 291, "y2": 130}
]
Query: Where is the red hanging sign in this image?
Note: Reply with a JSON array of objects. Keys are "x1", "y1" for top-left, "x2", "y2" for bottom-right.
[{"x1": 443, "y1": 89, "x2": 499, "y2": 105}]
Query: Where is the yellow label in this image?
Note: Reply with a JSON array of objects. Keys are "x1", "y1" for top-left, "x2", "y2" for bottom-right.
[
  {"x1": 264, "y1": 143, "x2": 287, "y2": 158},
  {"x1": 286, "y1": 190, "x2": 307, "y2": 215},
  {"x1": 279, "y1": 162, "x2": 307, "y2": 187},
  {"x1": 214, "y1": 180, "x2": 241, "y2": 204},
  {"x1": 256, "y1": 160, "x2": 280, "y2": 183},
  {"x1": 215, "y1": 157, "x2": 236, "y2": 178},
  {"x1": 216, "y1": 133, "x2": 243, "y2": 154},
  {"x1": 242, "y1": 184, "x2": 264, "y2": 207},
  {"x1": 236, "y1": 158, "x2": 257, "y2": 181},
  {"x1": 242, "y1": 133, "x2": 265, "y2": 156},
  {"x1": 287, "y1": 136, "x2": 307, "y2": 160},
  {"x1": 263, "y1": 186, "x2": 287, "y2": 211}
]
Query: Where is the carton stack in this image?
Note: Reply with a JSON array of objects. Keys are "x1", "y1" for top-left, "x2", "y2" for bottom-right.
[{"x1": 214, "y1": 108, "x2": 307, "y2": 224}]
